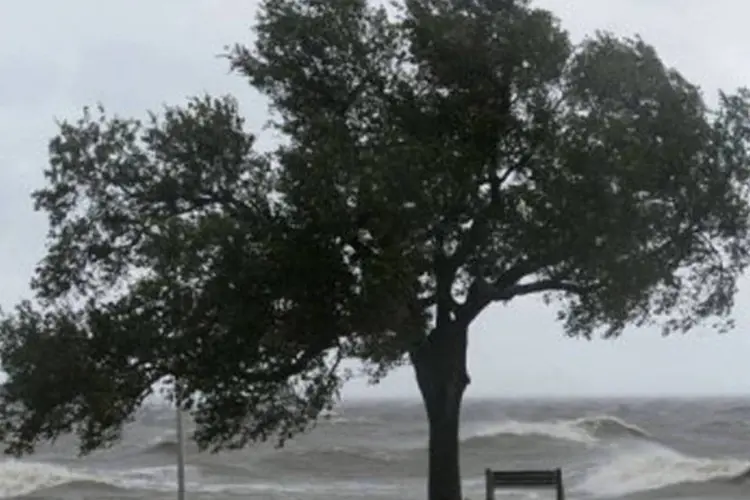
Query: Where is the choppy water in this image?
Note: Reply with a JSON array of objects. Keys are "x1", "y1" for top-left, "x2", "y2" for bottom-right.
[{"x1": 4, "y1": 397, "x2": 750, "y2": 499}]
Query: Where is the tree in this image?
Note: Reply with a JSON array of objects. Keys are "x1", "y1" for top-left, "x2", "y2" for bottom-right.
[{"x1": 2, "y1": 0, "x2": 750, "y2": 499}]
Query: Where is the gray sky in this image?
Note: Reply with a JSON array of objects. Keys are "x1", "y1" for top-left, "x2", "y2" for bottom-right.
[{"x1": 2, "y1": 0, "x2": 750, "y2": 401}]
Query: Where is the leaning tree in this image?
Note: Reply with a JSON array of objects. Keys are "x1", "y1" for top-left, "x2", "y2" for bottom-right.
[{"x1": 2, "y1": 1, "x2": 750, "y2": 499}]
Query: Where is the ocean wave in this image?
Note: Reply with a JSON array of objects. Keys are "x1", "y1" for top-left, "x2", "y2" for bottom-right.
[
  {"x1": 138, "y1": 430, "x2": 200, "y2": 457},
  {"x1": 143, "y1": 439, "x2": 181, "y2": 456},
  {"x1": 319, "y1": 409, "x2": 381, "y2": 425},
  {"x1": 574, "y1": 415, "x2": 651, "y2": 440},
  {"x1": 0, "y1": 461, "x2": 206, "y2": 498},
  {"x1": 263, "y1": 446, "x2": 395, "y2": 471},
  {"x1": 0, "y1": 461, "x2": 149, "y2": 498},
  {"x1": 577, "y1": 442, "x2": 750, "y2": 498},
  {"x1": 465, "y1": 414, "x2": 651, "y2": 445},
  {"x1": 0, "y1": 461, "x2": 88, "y2": 498},
  {"x1": 325, "y1": 415, "x2": 381, "y2": 425},
  {"x1": 0, "y1": 460, "x2": 408, "y2": 498},
  {"x1": 30, "y1": 479, "x2": 129, "y2": 494}
]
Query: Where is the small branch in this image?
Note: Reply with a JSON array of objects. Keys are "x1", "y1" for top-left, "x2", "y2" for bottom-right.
[
  {"x1": 434, "y1": 238, "x2": 457, "y2": 329},
  {"x1": 450, "y1": 150, "x2": 533, "y2": 272},
  {"x1": 489, "y1": 279, "x2": 587, "y2": 301}
]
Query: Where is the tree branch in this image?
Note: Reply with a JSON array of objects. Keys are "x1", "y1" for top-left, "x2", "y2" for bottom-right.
[
  {"x1": 456, "y1": 274, "x2": 588, "y2": 325},
  {"x1": 489, "y1": 279, "x2": 588, "y2": 300},
  {"x1": 448, "y1": 63, "x2": 518, "y2": 270}
]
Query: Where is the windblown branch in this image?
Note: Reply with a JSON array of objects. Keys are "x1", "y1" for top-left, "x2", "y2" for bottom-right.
[
  {"x1": 456, "y1": 273, "x2": 588, "y2": 325},
  {"x1": 490, "y1": 279, "x2": 588, "y2": 300},
  {"x1": 450, "y1": 153, "x2": 534, "y2": 271}
]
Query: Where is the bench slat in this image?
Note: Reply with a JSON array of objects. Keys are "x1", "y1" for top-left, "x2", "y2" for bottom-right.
[
  {"x1": 491, "y1": 470, "x2": 559, "y2": 486},
  {"x1": 485, "y1": 468, "x2": 564, "y2": 500}
]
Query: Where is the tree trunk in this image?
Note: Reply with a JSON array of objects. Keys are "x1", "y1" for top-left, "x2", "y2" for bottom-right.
[{"x1": 412, "y1": 323, "x2": 470, "y2": 500}]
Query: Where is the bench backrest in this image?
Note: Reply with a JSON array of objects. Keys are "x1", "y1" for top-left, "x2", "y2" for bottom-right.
[{"x1": 484, "y1": 468, "x2": 564, "y2": 500}]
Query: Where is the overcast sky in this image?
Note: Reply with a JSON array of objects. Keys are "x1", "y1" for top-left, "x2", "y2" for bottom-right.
[{"x1": 2, "y1": 0, "x2": 750, "y2": 400}]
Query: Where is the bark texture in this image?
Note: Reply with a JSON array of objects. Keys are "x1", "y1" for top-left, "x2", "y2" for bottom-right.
[{"x1": 413, "y1": 323, "x2": 470, "y2": 500}]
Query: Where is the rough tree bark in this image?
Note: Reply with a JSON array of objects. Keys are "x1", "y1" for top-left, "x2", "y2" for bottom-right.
[{"x1": 412, "y1": 321, "x2": 470, "y2": 500}]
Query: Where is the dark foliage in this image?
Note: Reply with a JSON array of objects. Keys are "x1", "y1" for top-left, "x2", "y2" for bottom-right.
[{"x1": 2, "y1": 1, "x2": 750, "y2": 498}]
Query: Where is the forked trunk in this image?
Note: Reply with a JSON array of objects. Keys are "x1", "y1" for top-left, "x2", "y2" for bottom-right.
[{"x1": 413, "y1": 323, "x2": 469, "y2": 500}]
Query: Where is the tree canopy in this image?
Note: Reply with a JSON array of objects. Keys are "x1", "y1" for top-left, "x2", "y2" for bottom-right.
[{"x1": 2, "y1": 1, "x2": 750, "y2": 499}]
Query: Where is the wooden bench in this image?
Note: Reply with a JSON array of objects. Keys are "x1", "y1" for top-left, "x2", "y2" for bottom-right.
[{"x1": 484, "y1": 468, "x2": 565, "y2": 500}]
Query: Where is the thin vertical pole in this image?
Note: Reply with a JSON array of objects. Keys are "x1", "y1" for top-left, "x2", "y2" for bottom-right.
[{"x1": 176, "y1": 406, "x2": 186, "y2": 500}]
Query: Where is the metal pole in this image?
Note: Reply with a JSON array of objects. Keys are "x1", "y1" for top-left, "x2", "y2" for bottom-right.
[{"x1": 176, "y1": 406, "x2": 186, "y2": 500}]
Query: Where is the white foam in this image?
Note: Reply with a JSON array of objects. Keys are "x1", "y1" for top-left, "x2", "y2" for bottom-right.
[
  {"x1": 328, "y1": 416, "x2": 380, "y2": 425},
  {"x1": 199, "y1": 479, "x2": 410, "y2": 496},
  {"x1": 466, "y1": 414, "x2": 652, "y2": 446},
  {"x1": 468, "y1": 419, "x2": 596, "y2": 444},
  {"x1": 105, "y1": 465, "x2": 403, "y2": 496},
  {"x1": 0, "y1": 460, "x2": 394, "y2": 497},
  {"x1": 577, "y1": 443, "x2": 749, "y2": 497},
  {"x1": 572, "y1": 415, "x2": 650, "y2": 438},
  {"x1": 0, "y1": 461, "x2": 86, "y2": 498},
  {"x1": 107, "y1": 464, "x2": 205, "y2": 492},
  {"x1": 0, "y1": 460, "x2": 210, "y2": 497}
]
